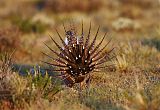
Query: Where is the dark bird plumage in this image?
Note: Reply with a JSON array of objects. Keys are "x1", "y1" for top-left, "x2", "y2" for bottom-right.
[{"x1": 43, "y1": 22, "x2": 115, "y2": 87}]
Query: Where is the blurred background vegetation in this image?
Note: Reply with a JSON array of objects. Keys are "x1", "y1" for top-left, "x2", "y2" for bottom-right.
[
  {"x1": 0, "y1": 0, "x2": 160, "y2": 110},
  {"x1": 0, "y1": 0, "x2": 159, "y2": 64}
]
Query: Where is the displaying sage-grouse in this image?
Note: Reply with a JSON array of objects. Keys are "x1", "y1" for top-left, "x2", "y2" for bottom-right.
[{"x1": 43, "y1": 22, "x2": 115, "y2": 87}]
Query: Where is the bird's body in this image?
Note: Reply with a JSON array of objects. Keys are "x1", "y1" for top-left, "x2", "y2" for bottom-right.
[{"x1": 43, "y1": 22, "x2": 114, "y2": 87}]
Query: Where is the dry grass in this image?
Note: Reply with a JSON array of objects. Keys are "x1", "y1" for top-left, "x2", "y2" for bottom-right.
[{"x1": 0, "y1": 0, "x2": 160, "y2": 110}]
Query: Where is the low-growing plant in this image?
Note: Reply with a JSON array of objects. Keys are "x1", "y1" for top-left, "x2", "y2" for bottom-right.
[
  {"x1": 113, "y1": 54, "x2": 129, "y2": 72},
  {"x1": 26, "y1": 67, "x2": 62, "y2": 100},
  {"x1": 0, "y1": 52, "x2": 14, "y2": 90},
  {"x1": 117, "y1": 42, "x2": 158, "y2": 69},
  {"x1": 0, "y1": 52, "x2": 61, "y2": 109}
]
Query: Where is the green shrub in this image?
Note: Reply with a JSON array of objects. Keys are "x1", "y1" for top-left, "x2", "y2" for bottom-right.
[{"x1": 12, "y1": 16, "x2": 47, "y2": 33}]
